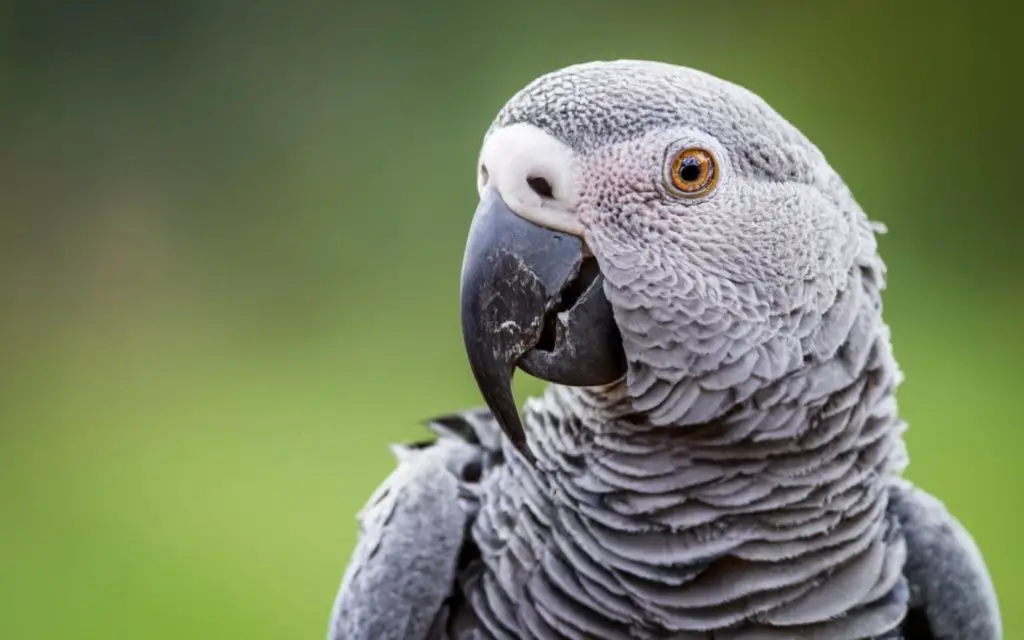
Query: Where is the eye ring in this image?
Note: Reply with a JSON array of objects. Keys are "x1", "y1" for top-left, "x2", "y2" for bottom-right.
[{"x1": 668, "y1": 147, "x2": 718, "y2": 196}]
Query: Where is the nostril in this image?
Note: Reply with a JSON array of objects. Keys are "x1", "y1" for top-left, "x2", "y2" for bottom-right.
[{"x1": 527, "y1": 176, "x2": 554, "y2": 199}]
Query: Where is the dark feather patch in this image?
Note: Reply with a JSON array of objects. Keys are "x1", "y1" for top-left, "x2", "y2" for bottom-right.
[
  {"x1": 901, "y1": 607, "x2": 937, "y2": 640},
  {"x1": 424, "y1": 413, "x2": 481, "y2": 444}
]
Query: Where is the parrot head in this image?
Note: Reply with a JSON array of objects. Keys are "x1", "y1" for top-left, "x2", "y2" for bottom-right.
[{"x1": 460, "y1": 60, "x2": 880, "y2": 458}]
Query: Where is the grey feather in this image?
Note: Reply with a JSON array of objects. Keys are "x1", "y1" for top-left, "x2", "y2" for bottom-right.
[
  {"x1": 326, "y1": 412, "x2": 500, "y2": 640},
  {"x1": 888, "y1": 479, "x2": 1002, "y2": 639},
  {"x1": 328, "y1": 60, "x2": 1001, "y2": 640}
]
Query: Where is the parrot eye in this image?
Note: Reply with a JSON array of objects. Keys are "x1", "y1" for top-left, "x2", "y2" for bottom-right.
[{"x1": 668, "y1": 147, "x2": 718, "y2": 196}]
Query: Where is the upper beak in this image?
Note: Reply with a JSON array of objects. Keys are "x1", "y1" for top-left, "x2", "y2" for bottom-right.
[{"x1": 459, "y1": 187, "x2": 626, "y2": 459}]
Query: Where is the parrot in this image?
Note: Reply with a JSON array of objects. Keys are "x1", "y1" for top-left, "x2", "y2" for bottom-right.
[{"x1": 326, "y1": 60, "x2": 1002, "y2": 639}]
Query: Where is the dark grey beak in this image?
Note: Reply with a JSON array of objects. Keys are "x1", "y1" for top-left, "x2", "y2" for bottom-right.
[{"x1": 459, "y1": 188, "x2": 627, "y2": 459}]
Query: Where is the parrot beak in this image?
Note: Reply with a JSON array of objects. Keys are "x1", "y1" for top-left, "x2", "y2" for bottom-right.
[{"x1": 459, "y1": 187, "x2": 627, "y2": 460}]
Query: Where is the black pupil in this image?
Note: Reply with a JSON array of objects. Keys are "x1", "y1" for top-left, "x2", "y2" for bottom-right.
[{"x1": 679, "y1": 157, "x2": 703, "y2": 183}]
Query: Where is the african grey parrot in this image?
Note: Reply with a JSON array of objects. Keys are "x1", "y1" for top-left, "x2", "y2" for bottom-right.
[{"x1": 326, "y1": 61, "x2": 1002, "y2": 639}]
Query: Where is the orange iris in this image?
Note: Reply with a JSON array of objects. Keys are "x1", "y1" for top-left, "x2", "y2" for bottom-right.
[{"x1": 670, "y1": 148, "x2": 718, "y2": 195}]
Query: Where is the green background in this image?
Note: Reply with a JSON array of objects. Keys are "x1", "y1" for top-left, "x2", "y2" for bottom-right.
[{"x1": 1, "y1": 1, "x2": 1020, "y2": 637}]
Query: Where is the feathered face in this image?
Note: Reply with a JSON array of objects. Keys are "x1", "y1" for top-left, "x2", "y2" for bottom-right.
[{"x1": 461, "y1": 60, "x2": 879, "y2": 457}]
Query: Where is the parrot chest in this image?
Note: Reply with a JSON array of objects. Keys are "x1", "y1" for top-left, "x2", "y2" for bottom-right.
[{"x1": 455, "y1": 395, "x2": 910, "y2": 639}]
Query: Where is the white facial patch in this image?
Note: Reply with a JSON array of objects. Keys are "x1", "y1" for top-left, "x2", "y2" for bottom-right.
[{"x1": 477, "y1": 123, "x2": 584, "y2": 237}]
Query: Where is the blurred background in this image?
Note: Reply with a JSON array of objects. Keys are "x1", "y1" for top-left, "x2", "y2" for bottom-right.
[{"x1": 1, "y1": 1, "x2": 1020, "y2": 637}]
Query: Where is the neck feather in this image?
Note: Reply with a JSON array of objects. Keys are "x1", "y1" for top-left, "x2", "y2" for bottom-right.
[{"x1": 489, "y1": 293, "x2": 911, "y2": 635}]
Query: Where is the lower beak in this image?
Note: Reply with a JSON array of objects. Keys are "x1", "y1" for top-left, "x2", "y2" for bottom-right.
[{"x1": 459, "y1": 188, "x2": 626, "y2": 459}]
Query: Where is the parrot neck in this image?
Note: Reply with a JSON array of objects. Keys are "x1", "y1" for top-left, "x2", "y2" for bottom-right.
[{"x1": 473, "y1": 323, "x2": 911, "y2": 636}]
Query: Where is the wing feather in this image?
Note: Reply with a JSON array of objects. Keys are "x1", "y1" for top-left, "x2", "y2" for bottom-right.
[
  {"x1": 889, "y1": 479, "x2": 1002, "y2": 639},
  {"x1": 327, "y1": 409, "x2": 503, "y2": 640}
]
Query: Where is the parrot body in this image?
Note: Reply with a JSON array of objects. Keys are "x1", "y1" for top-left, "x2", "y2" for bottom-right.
[{"x1": 327, "y1": 61, "x2": 1001, "y2": 639}]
